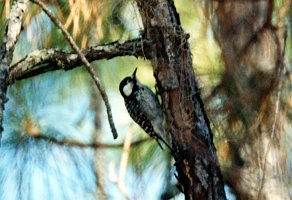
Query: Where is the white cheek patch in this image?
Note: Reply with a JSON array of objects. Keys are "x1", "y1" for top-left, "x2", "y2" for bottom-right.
[{"x1": 123, "y1": 82, "x2": 133, "y2": 96}]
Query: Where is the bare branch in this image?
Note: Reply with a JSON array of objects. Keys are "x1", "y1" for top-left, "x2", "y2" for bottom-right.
[
  {"x1": 8, "y1": 38, "x2": 145, "y2": 82},
  {"x1": 32, "y1": 134, "x2": 150, "y2": 149},
  {"x1": 0, "y1": 0, "x2": 28, "y2": 141},
  {"x1": 30, "y1": 0, "x2": 118, "y2": 139}
]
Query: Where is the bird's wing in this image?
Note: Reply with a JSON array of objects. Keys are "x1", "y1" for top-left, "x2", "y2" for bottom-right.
[{"x1": 137, "y1": 87, "x2": 163, "y2": 120}]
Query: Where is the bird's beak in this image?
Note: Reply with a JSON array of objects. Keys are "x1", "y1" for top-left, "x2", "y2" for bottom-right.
[{"x1": 132, "y1": 68, "x2": 137, "y2": 79}]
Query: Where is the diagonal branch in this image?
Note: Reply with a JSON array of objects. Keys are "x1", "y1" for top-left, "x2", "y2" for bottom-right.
[
  {"x1": 8, "y1": 38, "x2": 146, "y2": 82},
  {"x1": 30, "y1": 0, "x2": 119, "y2": 139},
  {"x1": 0, "y1": 0, "x2": 28, "y2": 141}
]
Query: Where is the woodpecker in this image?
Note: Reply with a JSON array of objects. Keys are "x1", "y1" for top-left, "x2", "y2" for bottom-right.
[{"x1": 119, "y1": 68, "x2": 171, "y2": 150}]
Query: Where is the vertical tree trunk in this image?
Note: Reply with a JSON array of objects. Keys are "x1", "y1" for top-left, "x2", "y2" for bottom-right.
[
  {"x1": 0, "y1": 0, "x2": 28, "y2": 140},
  {"x1": 135, "y1": 0, "x2": 226, "y2": 199}
]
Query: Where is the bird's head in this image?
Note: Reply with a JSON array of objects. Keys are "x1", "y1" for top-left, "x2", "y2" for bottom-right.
[{"x1": 119, "y1": 68, "x2": 138, "y2": 98}]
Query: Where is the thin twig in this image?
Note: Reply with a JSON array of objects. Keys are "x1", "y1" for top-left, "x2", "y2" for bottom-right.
[
  {"x1": 31, "y1": 134, "x2": 149, "y2": 148},
  {"x1": 30, "y1": 0, "x2": 118, "y2": 139}
]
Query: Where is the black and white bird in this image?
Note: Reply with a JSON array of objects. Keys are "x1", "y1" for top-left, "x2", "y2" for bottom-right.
[{"x1": 119, "y1": 68, "x2": 171, "y2": 150}]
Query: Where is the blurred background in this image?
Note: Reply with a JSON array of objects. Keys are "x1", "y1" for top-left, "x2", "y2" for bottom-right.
[{"x1": 0, "y1": 0, "x2": 291, "y2": 199}]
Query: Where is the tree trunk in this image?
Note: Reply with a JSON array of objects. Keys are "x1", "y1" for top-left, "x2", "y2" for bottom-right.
[
  {"x1": 135, "y1": 0, "x2": 226, "y2": 199},
  {"x1": 0, "y1": 0, "x2": 28, "y2": 140}
]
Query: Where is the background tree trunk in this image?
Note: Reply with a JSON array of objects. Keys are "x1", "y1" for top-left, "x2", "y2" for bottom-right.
[{"x1": 204, "y1": 0, "x2": 291, "y2": 199}]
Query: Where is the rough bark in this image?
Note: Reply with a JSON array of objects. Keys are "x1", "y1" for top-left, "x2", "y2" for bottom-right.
[
  {"x1": 0, "y1": 0, "x2": 28, "y2": 140},
  {"x1": 135, "y1": 0, "x2": 226, "y2": 199}
]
